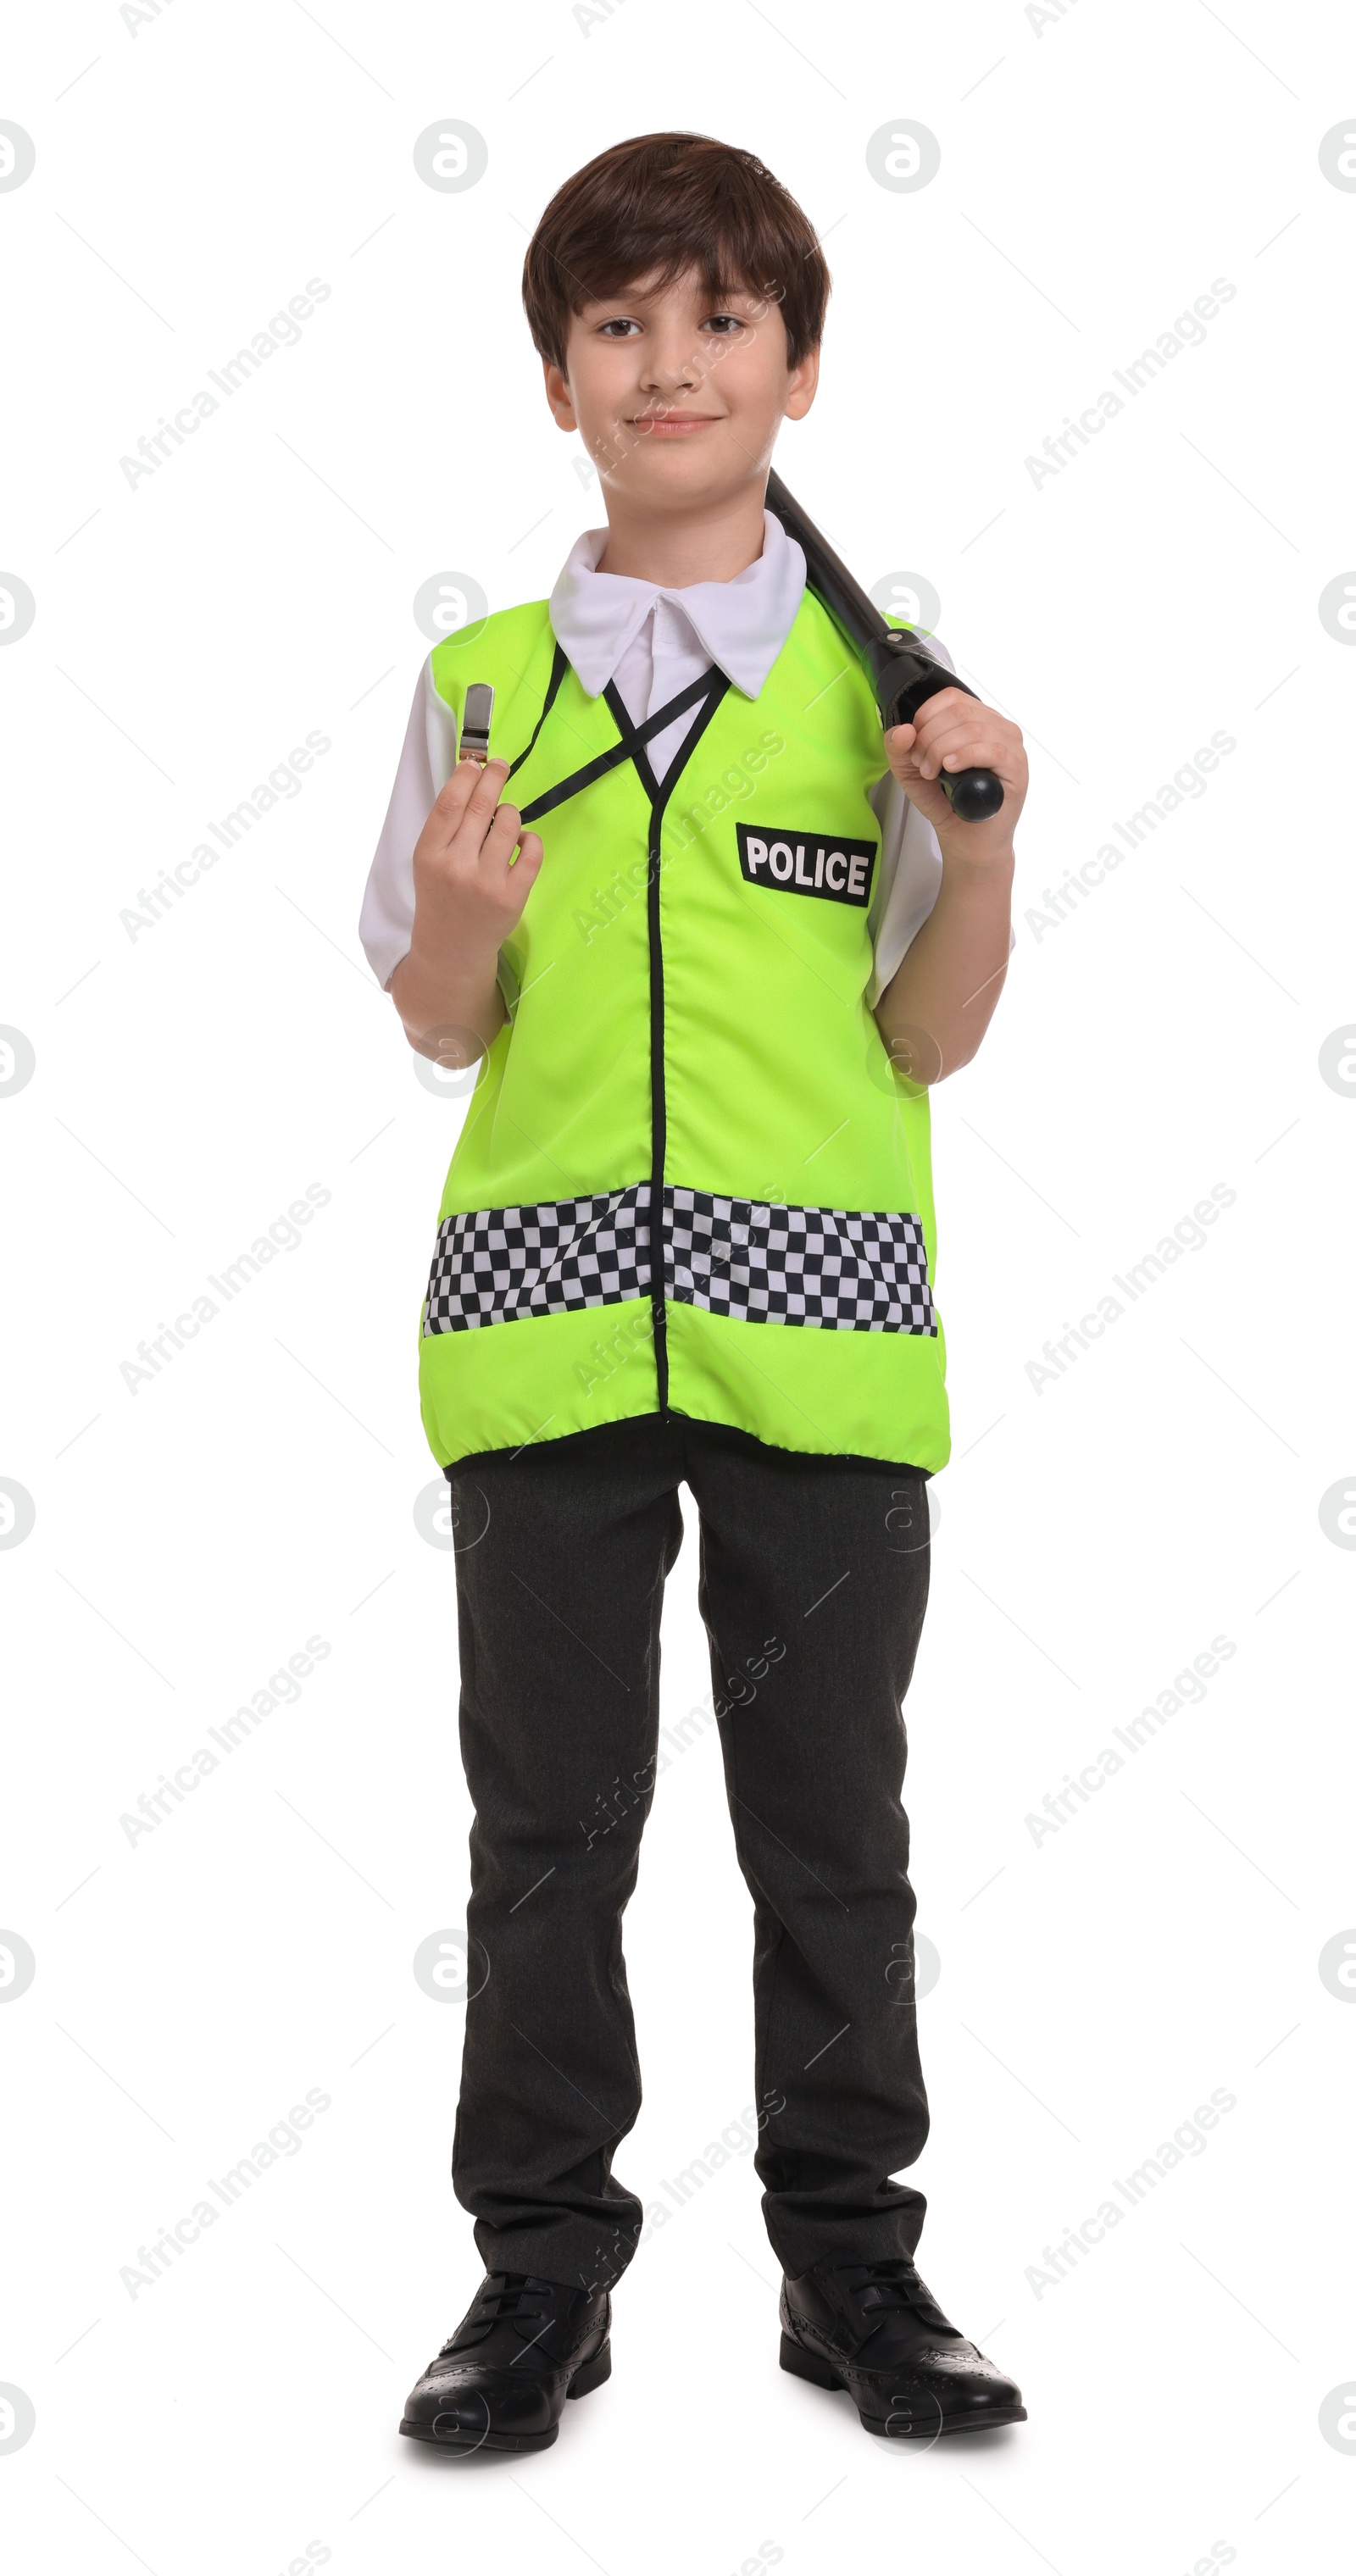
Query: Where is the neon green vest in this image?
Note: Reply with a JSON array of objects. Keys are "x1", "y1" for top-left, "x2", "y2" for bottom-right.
[{"x1": 417, "y1": 591, "x2": 950, "y2": 1474}]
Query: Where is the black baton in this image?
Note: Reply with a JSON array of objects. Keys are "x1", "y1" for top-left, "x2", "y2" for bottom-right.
[{"x1": 764, "y1": 469, "x2": 1004, "y2": 823}]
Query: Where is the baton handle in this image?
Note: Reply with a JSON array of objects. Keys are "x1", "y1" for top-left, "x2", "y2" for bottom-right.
[
  {"x1": 764, "y1": 469, "x2": 1005, "y2": 824},
  {"x1": 870, "y1": 632, "x2": 1005, "y2": 824}
]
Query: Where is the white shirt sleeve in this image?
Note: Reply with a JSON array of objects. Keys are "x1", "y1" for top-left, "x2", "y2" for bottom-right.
[
  {"x1": 358, "y1": 658, "x2": 458, "y2": 990},
  {"x1": 865, "y1": 630, "x2": 1017, "y2": 1009}
]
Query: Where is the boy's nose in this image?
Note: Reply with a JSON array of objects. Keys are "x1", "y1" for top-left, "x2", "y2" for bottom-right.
[{"x1": 637, "y1": 345, "x2": 699, "y2": 394}]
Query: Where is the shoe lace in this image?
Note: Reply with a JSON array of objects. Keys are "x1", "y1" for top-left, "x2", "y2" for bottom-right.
[
  {"x1": 440, "y1": 2272, "x2": 559, "y2": 2356},
  {"x1": 831, "y1": 2259, "x2": 954, "y2": 2332}
]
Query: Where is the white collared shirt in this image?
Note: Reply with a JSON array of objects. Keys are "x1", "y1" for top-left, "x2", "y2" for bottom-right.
[{"x1": 358, "y1": 508, "x2": 957, "y2": 1005}]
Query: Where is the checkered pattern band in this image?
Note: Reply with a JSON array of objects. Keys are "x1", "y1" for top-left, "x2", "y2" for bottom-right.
[
  {"x1": 667, "y1": 1187, "x2": 936, "y2": 1333},
  {"x1": 423, "y1": 1187, "x2": 650, "y2": 1332},
  {"x1": 423, "y1": 1185, "x2": 936, "y2": 1336}
]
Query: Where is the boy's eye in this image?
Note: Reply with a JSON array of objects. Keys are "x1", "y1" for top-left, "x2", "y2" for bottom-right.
[
  {"x1": 704, "y1": 313, "x2": 747, "y2": 334},
  {"x1": 597, "y1": 317, "x2": 642, "y2": 337}
]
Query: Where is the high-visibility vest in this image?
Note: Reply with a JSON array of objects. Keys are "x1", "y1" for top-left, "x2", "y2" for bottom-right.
[{"x1": 417, "y1": 589, "x2": 950, "y2": 1474}]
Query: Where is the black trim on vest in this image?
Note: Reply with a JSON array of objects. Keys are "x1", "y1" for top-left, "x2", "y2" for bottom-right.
[
  {"x1": 503, "y1": 641, "x2": 570, "y2": 784},
  {"x1": 601, "y1": 671, "x2": 732, "y2": 1416},
  {"x1": 440, "y1": 1410, "x2": 932, "y2": 1480}
]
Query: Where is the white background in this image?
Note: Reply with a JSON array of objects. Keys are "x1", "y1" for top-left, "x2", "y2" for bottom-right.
[{"x1": 3, "y1": 2, "x2": 1354, "y2": 2570}]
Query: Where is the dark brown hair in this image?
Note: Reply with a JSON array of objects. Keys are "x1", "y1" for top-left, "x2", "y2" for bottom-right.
[{"x1": 521, "y1": 132, "x2": 830, "y2": 372}]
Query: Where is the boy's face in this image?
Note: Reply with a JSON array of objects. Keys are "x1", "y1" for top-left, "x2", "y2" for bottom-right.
[{"x1": 543, "y1": 267, "x2": 818, "y2": 516}]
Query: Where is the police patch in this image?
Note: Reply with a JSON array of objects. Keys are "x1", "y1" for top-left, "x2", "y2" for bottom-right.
[{"x1": 735, "y1": 823, "x2": 877, "y2": 907}]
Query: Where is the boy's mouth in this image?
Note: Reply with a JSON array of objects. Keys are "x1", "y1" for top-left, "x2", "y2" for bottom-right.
[{"x1": 629, "y1": 412, "x2": 722, "y2": 436}]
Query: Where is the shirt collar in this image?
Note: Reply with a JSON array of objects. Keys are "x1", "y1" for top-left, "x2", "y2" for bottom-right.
[{"x1": 547, "y1": 505, "x2": 806, "y2": 702}]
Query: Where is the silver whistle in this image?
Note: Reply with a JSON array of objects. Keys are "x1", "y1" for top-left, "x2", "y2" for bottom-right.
[{"x1": 459, "y1": 682, "x2": 494, "y2": 764}]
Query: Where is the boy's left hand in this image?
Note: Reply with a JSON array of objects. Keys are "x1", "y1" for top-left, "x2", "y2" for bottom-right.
[{"x1": 885, "y1": 687, "x2": 1027, "y2": 858}]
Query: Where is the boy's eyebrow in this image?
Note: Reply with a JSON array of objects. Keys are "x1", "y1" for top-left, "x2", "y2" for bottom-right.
[{"x1": 580, "y1": 271, "x2": 765, "y2": 312}]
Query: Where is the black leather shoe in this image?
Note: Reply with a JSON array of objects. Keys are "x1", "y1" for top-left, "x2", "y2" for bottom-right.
[
  {"x1": 400, "y1": 2271, "x2": 611, "y2": 2454},
  {"x1": 780, "y1": 2257, "x2": 1025, "y2": 2438}
]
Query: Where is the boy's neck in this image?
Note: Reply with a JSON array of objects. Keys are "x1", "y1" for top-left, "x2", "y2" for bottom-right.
[{"x1": 593, "y1": 480, "x2": 769, "y2": 587}]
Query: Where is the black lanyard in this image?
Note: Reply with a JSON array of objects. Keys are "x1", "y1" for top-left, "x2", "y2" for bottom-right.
[{"x1": 508, "y1": 646, "x2": 730, "y2": 828}]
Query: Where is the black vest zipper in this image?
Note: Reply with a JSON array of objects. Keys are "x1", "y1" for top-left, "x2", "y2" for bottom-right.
[
  {"x1": 645, "y1": 806, "x2": 670, "y2": 1407},
  {"x1": 601, "y1": 675, "x2": 731, "y2": 1415}
]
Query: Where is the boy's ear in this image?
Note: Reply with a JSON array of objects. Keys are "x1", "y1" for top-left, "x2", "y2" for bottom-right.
[
  {"x1": 783, "y1": 344, "x2": 820, "y2": 424},
  {"x1": 543, "y1": 358, "x2": 578, "y2": 432}
]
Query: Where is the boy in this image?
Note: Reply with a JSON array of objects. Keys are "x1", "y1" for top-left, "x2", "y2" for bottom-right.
[{"x1": 360, "y1": 132, "x2": 1029, "y2": 2450}]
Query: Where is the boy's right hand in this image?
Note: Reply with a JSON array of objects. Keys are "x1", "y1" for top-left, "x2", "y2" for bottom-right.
[
  {"x1": 390, "y1": 758, "x2": 543, "y2": 1061},
  {"x1": 409, "y1": 757, "x2": 544, "y2": 963}
]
